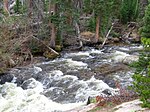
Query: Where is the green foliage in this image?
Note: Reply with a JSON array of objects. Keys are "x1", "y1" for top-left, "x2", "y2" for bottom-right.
[
  {"x1": 49, "y1": 0, "x2": 78, "y2": 29},
  {"x1": 131, "y1": 4, "x2": 150, "y2": 107},
  {"x1": 120, "y1": 0, "x2": 139, "y2": 24},
  {"x1": 14, "y1": 0, "x2": 26, "y2": 14},
  {"x1": 84, "y1": 0, "x2": 114, "y2": 16},
  {"x1": 87, "y1": 17, "x2": 96, "y2": 32},
  {"x1": 111, "y1": 0, "x2": 122, "y2": 18},
  {"x1": 140, "y1": 3, "x2": 150, "y2": 50},
  {"x1": 84, "y1": 0, "x2": 116, "y2": 36},
  {"x1": 44, "y1": 0, "x2": 49, "y2": 12},
  {"x1": 131, "y1": 53, "x2": 150, "y2": 108},
  {"x1": 141, "y1": 37, "x2": 150, "y2": 46},
  {"x1": 140, "y1": 4, "x2": 150, "y2": 38},
  {"x1": 111, "y1": 31, "x2": 120, "y2": 37}
]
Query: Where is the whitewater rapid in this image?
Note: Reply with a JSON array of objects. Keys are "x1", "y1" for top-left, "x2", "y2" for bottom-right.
[{"x1": 0, "y1": 46, "x2": 142, "y2": 112}]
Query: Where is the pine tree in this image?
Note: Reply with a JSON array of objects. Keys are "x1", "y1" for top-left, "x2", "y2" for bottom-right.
[
  {"x1": 120, "y1": 0, "x2": 139, "y2": 24},
  {"x1": 140, "y1": 4, "x2": 150, "y2": 48},
  {"x1": 132, "y1": 3, "x2": 150, "y2": 108},
  {"x1": 83, "y1": 0, "x2": 115, "y2": 42}
]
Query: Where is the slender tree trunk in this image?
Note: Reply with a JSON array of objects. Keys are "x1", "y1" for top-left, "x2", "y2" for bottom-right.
[
  {"x1": 75, "y1": 21, "x2": 83, "y2": 48},
  {"x1": 67, "y1": 13, "x2": 72, "y2": 25},
  {"x1": 28, "y1": 0, "x2": 33, "y2": 18},
  {"x1": 3, "y1": 0, "x2": 9, "y2": 15},
  {"x1": 49, "y1": 2, "x2": 57, "y2": 48},
  {"x1": 50, "y1": 23, "x2": 57, "y2": 48},
  {"x1": 66, "y1": 0, "x2": 72, "y2": 25},
  {"x1": 75, "y1": 0, "x2": 83, "y2": 12},
  {"x1": 95, "y1": 15, "x2": 100, "y2": 43},
  {"x1": 139, "y1": 0, "x2": 149, "y2": 17}
]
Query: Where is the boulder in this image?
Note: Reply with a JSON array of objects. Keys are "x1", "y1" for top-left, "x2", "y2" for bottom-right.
[
  {"x1": 122, "y1": 55, "x2": 139, "y2": 65},
  {"x1": 43, "y1": 50, "x2": 59, "y2": 59},
  {"x1": 111, "y1": 51, "x2": 139, "y2": 64},
  {"x1": 80, "y1": 31, "x2": 95, "y2": 43},
  {"x1": 114, "y1": 99, "x2": 150, "y2": 112},
  {"x1": 0, "y1": 73, "x2": 14, "y2": 84}
]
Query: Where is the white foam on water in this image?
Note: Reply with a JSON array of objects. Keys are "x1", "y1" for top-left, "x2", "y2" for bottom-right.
[
  {"x1": 11, "y1": 77, "x2": 17, "y2": 83},
  {"x1": 111, "y1": 50, "x2": 139, "y2": 64},
  {"x1": 47, "y1": 70, "x2": 78, "y2": 83},
  {"x1": 111, "y1": 51, "x2": 130, "y2": 62},
  {"x1": 64, "y1": 49, "x2": 103, "y2": 59},
  {"x1": 90, "y1": 49, "x2": 103, "y2": 54},
  {"x1": 65, "y1": 52, "x2": 90, "y2": 57},
  {"x1": 33, "y1": 66, "x2": 42, "y2": 74},
  {"x1": 62, "y1": 75, "x2": 78, "y2": 81},
  {"x1": 48, "y1": 70, "x2": 64, "y2": 77},
  {"x1": 0, "y1": 82, "x2": 86, "y2": 112},
  {"x1": 38, "y1": 57, "x2": 88, "y2": 70},
  {"x1": 65, "y1": 59, "x2": 88, "y2": 69},
  {"x1": 0, "y1": 74, "x2": 119, "y2": 112},
  {"x1": 118, "y1": 47, "x2": 130, "y2": 51},
  {"x1": 75, "y1": 76, "x2": 119, "y2": 100},
  {"x1": 130, "y1": 45, "x2": 144, "y2": 50},
  {"x1": 22, "y1": 78, "x2": 44, "y2": 92}
]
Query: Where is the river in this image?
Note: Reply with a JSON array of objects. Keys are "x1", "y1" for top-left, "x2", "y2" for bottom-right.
[{"x1": 0, "y1": 45, "x2": 143, "y2": 112}]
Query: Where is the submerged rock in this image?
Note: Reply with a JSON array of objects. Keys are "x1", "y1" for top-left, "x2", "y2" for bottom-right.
[
  {"x1": 111, "y1": 51, "x2": 139, "y2": 64},
  {"x1": 43, "y1": 50, "x2": 59, "y2": 59},
  {"x1": 122, "y1": 55, "x2": 139, "y2": 65},
  {"x1": 0, "y1": 73, "x2": 13, "y2": 84}
]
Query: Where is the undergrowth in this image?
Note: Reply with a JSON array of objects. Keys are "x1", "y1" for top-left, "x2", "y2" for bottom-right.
[{"x1": 89, "y1": 82, "x2": 138, "y2": 112}]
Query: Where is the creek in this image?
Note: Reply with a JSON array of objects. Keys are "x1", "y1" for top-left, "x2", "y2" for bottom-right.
[{"x1": 0, "y1": 45, "x2": 143, "y2": 112}]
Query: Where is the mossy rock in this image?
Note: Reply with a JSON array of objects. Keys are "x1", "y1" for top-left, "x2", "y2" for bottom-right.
[
  {"x1": 28, "y1": 38, "x2": 45, "y2": 54},
  {"x1": 0, "y1": 62, "x2": 7, "y2": 74},
  {"x1": 55, "y1": 45, "x2": 63, "y2": 52},
  {"x1": 43, "y1": 50, "x2": 59, "y2": 59},
  {"x1": 89, "y1": 97, "x2": 97, "y2": 103}
]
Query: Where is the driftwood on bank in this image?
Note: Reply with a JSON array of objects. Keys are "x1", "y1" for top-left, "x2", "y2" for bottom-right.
[
  {"x1": 100, "y1": 23, "x2": 114, "y2": 48},
  {"x1": 77, "y1": 37, "x2": 91, "y2": 42},
  {"x1": 74, "y1": 21, "x2": 83, "y2": 48},
  {"x1": 30, "y1": 35, "x2": 59, "y2": 56}
]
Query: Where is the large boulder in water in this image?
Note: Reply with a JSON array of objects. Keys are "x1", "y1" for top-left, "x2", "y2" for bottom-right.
[
  {"x1": 111, "y1": 51, "x2": 139, "y2": 64},
  {"x1": 0, "y1": 73, "x2": 13, "y2": 84}
]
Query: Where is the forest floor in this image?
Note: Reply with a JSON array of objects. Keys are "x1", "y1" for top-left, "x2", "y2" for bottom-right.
[{"x1": 0, "y1": 20, "x2": 140, "y2": 74}]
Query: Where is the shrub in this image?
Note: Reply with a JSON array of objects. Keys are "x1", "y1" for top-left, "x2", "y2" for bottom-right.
[
  {"x1": 131, "y1": 53, "x2": 150, "y2": 108},
  {"x1": 131, "y1": 3, "x2": 150, "y2": 108}
]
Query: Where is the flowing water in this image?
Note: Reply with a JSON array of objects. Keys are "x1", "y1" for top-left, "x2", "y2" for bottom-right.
[{"x1": 0, "y1": 45, "x2": 143, "y2": 112}]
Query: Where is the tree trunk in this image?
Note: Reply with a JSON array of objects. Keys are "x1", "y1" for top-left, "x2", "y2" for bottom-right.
[
  {"x1": 101, "y1": 23, "x2": 114, "y2": 48},
  {"x1": 95, "y1": 15, "x2": 100, "y2": 43},
  {"x1": 28, "y1": 0, "x2": 33, "y2": 18},
  {"x1": 3, "y1": 0, "x2": 9, "y2": 15},
  {"x1": 139, "y1": 0, "x2": 149, "y2": 17},
  {"x1": 50, "y1": 23, "x2": 56, "y2": 48},
  {"x1": 75, "y1": 21, "x2": 83, "y2": 48},
  {"x1": 66, "y1": 0, "x2": 72, "y2": 25},
  {"x1": 33, "y1": 0, "x2": 44, "y2": 21},
  {"x1": 49, "y1": 2, "x2": 57, "y2": 48}
]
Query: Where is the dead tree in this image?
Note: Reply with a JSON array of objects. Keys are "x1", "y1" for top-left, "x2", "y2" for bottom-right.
[
  {"x1": 49, "y1": 1, "x2": 57, "y2": 48},
  {"x1": 95, "y1": 15, "x2": 100, "y2": 43},
  {"x1": 3, "y1": 0, "x2": 9, "y2": 15}
]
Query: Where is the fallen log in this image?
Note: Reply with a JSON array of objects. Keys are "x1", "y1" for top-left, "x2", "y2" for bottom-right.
[
  {"x1": 30, "y1": 35, "x2": 59, "y2": 56},
  {"x1": 74, "y1": 21, "x2": 83, "y2": 48},
  {"x1": 100, "y1": 23, "x2": 114, "y2": 48}
]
